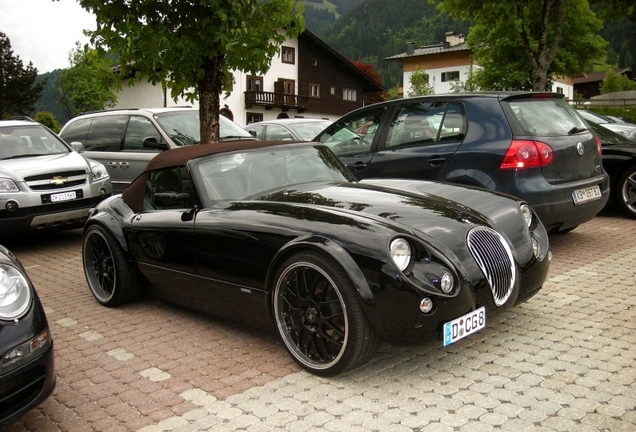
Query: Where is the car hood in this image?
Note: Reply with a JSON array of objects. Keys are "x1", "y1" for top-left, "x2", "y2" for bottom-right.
[{"x1": 0, "y1": 151, "x2": 90, "y2": 180}]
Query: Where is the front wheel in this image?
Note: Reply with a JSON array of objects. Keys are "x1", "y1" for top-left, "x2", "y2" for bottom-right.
[
  {"x1": 616, "y1": 165, "x2": 636, "y2": 219},
  {"x1": 82, "y1": 225, "x2": 143, "y2": 306},
  {"x1": 272, "y1": 251, "x2": 380, "y2": 376}
]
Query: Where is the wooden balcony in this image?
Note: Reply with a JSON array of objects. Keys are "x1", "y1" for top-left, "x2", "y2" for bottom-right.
[{"x1": 244, "y1": 91, "x2": 309, "y2": 110}]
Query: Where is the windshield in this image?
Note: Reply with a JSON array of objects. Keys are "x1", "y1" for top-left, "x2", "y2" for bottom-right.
[
  {"x1": 154, "y1": 110, "x2": 252, "y2": 146},
  {"x1": 287, "y1": 121, "x2": 332, "y2": 140},
  {"x1": 191, "y1": 144, "x2": 354, "y2": 206},
  {"x1": 0, "y1": 125, "x2": 70, "y2": 160}
]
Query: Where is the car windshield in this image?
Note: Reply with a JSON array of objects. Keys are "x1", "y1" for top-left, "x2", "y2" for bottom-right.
[
  {"x1": 506, "y1": 98, "x2": 588, "y2": 136},
  {"x1": 0, "y1": 125, "x2": 70, "y2": 160},
  {"x1": 154, "y1": 110, "x2": 252, "y2": 146},
  {"x1": 287, "y1": 121, "x2": 333, "y2": 140},
  {"x1": 191, "y1": 144, "x2": 354, "y2": 206}
]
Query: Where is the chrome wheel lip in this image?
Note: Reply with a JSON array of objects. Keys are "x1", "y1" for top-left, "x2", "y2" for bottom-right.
[
  {"x1": 620, "y1": 172, "x2": 636, "y2": 215},
  {"x1": 83, "y1": 230, "x2": 116, "y2": 303},
  {"x1": 274, "y1": 261, "x2": 348, "y2": 371}
]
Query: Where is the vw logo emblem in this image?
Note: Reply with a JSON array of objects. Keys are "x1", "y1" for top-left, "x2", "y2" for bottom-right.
[{"x1": 576, "y1": 142, "x2": 584, "y2": 156}]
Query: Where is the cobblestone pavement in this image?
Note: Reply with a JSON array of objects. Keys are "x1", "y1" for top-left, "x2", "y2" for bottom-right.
[{"x1": 3, "y1": 207, "x2": 635, "y2": 432}]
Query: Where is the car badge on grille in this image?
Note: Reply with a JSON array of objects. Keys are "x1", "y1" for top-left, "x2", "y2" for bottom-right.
[
  {"x1": 50, "y1": 176, "x2": 69, "y2": 185},
  {"x1": 576, "y1": 142, "x2": 584, "y2": 156}
]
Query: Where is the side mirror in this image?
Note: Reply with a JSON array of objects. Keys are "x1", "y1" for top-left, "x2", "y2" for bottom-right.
[
  {"x1": 70, "y1": 141, "x2": 85, "y2": 153},
  {"x1": 143, "y1": 137, "x2": 170, "y2": 151},
  {"x1": 248, "y1": 130, "x2": 257, "y2": 138}
]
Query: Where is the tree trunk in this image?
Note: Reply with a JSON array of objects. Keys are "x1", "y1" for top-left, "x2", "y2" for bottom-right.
[{"x1": 197, "y1": 56, "x2": 224, "y2": 144}]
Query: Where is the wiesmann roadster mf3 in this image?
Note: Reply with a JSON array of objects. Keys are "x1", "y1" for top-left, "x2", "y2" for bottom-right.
[{"x1": 81, "y1": 140, "x2": 551, "y2": 376}]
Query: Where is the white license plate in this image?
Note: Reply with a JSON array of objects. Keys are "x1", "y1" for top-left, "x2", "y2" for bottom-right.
[
  {"x1": 443, "y1": 306, "x2": 486, "y2": 346},
  {"x1": 50, "y1": 191, "x2": 77, "y2": 203},
  {"x1": 572, "y1": 185, "x2": 602, "y2": 205}
]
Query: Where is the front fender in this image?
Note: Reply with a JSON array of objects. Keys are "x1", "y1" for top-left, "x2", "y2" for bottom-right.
[{"x1": 84, "y1": 207, "x2": 130, "y2": 255}]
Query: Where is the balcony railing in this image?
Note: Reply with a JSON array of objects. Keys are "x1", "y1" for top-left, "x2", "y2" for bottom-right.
[{"x1": 244, "y1": 91, "x2": 309, "y2": 110}]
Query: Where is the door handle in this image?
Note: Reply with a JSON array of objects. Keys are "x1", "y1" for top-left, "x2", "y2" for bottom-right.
[
  {"x1": 428, "y1": 156, "x2": 446, "y2": 166},
  {"x1": 107, "y1": 161, "x2": 117, "y2": 168},
  {"x1": 119, "y1": 162, "x2": 130, "y2": 169},
  {"x1": 351, "y1": 161, "x2": 367, "y2": 171}
]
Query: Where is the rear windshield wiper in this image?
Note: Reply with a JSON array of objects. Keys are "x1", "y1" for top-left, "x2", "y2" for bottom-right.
[{"x1": 568, "y1": 126, "x2": 588, "y2": 135}]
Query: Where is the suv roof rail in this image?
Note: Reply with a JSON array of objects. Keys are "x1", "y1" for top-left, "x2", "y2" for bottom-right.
[
  {"x1": 4, "y1": 115, "x2": 35, "y2": 122},
  {"x1": 75, "y1": 105, "x2": 195, "y2": 118}
]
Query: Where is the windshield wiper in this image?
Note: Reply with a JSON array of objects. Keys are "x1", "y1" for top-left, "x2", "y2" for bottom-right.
[
  {"x1": 568, "y1": 126, "x2": 587, "y2": 135},
  {"x1": 221, "y1": 135, "x2": 253, "y2": 141}
]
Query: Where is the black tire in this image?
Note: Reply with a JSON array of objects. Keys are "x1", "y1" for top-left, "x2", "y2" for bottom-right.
[
  {"x1": 272, "y1": 251, "x2": 380, "y2": 376},
  {"x1": 616, "y1": 165, "x2": 636, "y2": 219},
  {"x1": 82, "y1": 225, "x2": 143, "y2": 306}
]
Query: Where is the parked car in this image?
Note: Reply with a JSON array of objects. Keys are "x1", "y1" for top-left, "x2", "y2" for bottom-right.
[
  {"x1": 577, "y1": 109, "x2": 636, "y2": 142},
  {"x1": 584, "y1": 121, "x2": 636, "y2": 218},
  {"x1": 0, "y1": 118, "x2": 112, "y2": 236},
  {"x1": 59, "y1": 107, "x2": 255, "y2": 193},
  {"x1": 245, "y1": 118, "x2": 332, "y2": 141},
  {"x1": 314, "y1": 92, "x2": 610, "y2": 234},
  {"x1": 81, "y1": 140, "x2": 550, "y2": 376},
  {"x1": 0, "y1": 243, "x2": 55, "y2": 427}
]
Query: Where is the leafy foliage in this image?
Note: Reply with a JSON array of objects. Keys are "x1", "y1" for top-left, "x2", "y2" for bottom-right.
[
  {"x1": 408, "y1": 66, "x2": 433, "y2": 96},
  {"x1": 600, "y1": 70, "x2": 636, "y2": 93},
  {"x1": 434, "y1": 0, "x2": 607, "y2": 91},
  {"x1": 350, "y1": 60, "x2": 387, "y2": 103},
  {"x1": 0, "y1": 32, "x2": 46, "y2": 119},
  {"x1": 33, "y1": 70, "x2": 67, "y2": 124},
  {"x1": 78, "y1": 0, "x2": 304, "y2": 143},
  {"x1": 34, "y1": 111, "x2": 62, "y2": 133},
  {"x1": 56, "y1": 42, "x2": 119, "y2": 119}
]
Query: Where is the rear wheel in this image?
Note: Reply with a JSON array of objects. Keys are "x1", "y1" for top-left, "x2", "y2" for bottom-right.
[
  {"x1": 83, "y1": 225, "x2": 143, "y2": 306},
  {"x1": 272, "y1": 251, "x2": 380, "y2": 376},
  {"x1": 616, "y1": 165, "x2": 636, "y2": 219}
]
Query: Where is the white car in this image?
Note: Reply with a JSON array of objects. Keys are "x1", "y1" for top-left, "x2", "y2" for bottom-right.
[
  {"x1": 0, "y1": 118, "x2": 112, "y2": 236},
  {"x1": 244, "y1": 118, "x2": 332, "y2": 141}
]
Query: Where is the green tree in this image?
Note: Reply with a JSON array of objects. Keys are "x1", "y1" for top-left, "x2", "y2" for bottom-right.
[
  {"x1": 432, "y1": 0, "x2": 607, "y2": 91},
  {"x1": 34, "y1": 111, "x2": 62, "y2": 133},
  {"x1": 76, "y1": 0, "x2": 304, "y2": 143},
  {"x1": 408, "y1": 66, "x2": 433, "y2": 96},
  {"x1": 600, "y1": 69, "x2": 636, "y2": 94},
  {"x1": 56, "y1": 42, "x2": 119, "y2": 119},
  {"x1": 0, "y1": 32, "x2": 46, "y2": 119}
]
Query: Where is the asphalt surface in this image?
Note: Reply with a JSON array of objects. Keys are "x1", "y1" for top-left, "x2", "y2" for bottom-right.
[{"x1": 3, "y1": 206, "x2": 635, "y2": 432}]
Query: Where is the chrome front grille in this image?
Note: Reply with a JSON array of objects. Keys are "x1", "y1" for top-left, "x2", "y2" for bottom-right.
[
  {"x1": 467, "y1": 227, "x2": 516, "y2": 306},
  {"x1": 25, "y1": 170, "x2": 88, "y2": 191}
]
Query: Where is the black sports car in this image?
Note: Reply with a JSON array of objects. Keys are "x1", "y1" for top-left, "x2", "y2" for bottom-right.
[
  {"x1": 81, "y1": 140, "x2": 551, "y2": 376},
  {"x1": 0, "y1": 244, "x2": 55, "y2": 426}
]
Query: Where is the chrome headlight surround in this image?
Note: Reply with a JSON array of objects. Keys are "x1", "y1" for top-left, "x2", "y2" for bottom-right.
[
  {"x1": 0, "y1": 264, "x2": 32, "y2": 320},
  {"x1": 520, "y1": 203, "x2": 533, "y2": 229},
  {"x1": 389, "y1": 238, "x2": 411, "y2": 271},
  {"x1": 0, "y1": 178, "x2": 19, "y2": 193},
  {"x1": 90, "y1": 161, "x2": 109, "y2": 182}
]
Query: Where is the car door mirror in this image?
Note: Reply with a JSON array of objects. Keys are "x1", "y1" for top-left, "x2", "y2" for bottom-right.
[
  {"x1": 143, "y1": 136, "x2": 170, "y2": 151},
  {"x1": 70, "y1": 141, "x2": 85, "y2": 153}
]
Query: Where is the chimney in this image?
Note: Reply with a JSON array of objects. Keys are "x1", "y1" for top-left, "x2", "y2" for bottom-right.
[
  {"x1": 406, "y1": 42, "x2": 414, "y2": 56},
  {"x1": 445, "y1": 31, "x2": 465, "y2": 47}
]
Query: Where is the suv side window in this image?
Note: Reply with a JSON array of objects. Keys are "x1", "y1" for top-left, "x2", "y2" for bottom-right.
[
  {"x1": 318, "y1": 107, "x2": 385, "y2": 156},
  {"x1": 85, "y1": 115, "x2": 128, "y2": 151},
  {"x1": 59, "y1": 118, "x2": 92, "y2": 145},
  {"x1": 386, "y1": 102, "x2": 465, "y2": 148},
  {"x1": 124, "y1": 116, "x2": 163, "y2": 151},
  {"x1": 265, "y1": 125, "x2": 294, "y2": 141},
  {"x1": 144, "y1": 167, "x2": 193, "y2": 210}
]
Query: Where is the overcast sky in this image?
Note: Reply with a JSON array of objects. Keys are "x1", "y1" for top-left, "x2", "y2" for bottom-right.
[{"x1": 0, "y1": 0, "x2": 96, "y2": 74}]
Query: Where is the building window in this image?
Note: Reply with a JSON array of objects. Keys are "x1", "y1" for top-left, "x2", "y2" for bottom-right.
[
  {"x1": 310, "y1": 84, "x2": 320, "y2": 98},
  {"x1": 556, "y1": 86, "x2": 564, "y2": 94},
  {"x1": 330, "y1": 86, "x2": 336, "y2": 96},
  {"x1": 246, "y1": 112, "x2": 263, "y2": 125},
  {"x1": 441, "y1": 71, "x2": 460, "y2": 82},
  {"x1": 343, "y1": 88, "x2": 357, "y2": 102},
  {"x1": 281, "y1": 46, "x2": 295, "y2": 64},
  {"x1": 247, "y1": 76, "x2": 263, "y2": 92}
]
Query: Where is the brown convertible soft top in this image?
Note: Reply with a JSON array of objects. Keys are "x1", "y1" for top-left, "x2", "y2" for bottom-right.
[{"x1": 121, "y1": 140, "x2": 302, "y2": 211}]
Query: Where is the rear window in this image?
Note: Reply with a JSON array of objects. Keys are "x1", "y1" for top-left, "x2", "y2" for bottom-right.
[{"x1": 503, "y1": 97, "x2": 586, "y2": 136}]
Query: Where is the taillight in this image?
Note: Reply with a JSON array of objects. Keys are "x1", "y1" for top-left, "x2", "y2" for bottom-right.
[
  {"x1": 595, "y1": 135, "x2": 602, "y2": 156},
  {"x1": 499, "y1": 140, "x2": 554, "y2": 170}
]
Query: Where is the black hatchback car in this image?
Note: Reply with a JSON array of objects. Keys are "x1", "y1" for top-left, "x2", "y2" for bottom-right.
[{"x1": 314, "y1": 92, "x2": 610, "y2": 233}]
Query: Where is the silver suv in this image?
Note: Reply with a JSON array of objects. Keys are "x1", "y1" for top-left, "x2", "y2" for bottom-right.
[
  {"x1": 59, "y1": 107, "x2": 255, "y2": 193},
  {"x1": 0, "y1": 118, "x2": 112, "y2": 236}
]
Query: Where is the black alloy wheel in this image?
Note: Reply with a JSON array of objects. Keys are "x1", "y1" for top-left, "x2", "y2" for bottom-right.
[
  {"x1": 273, "y1": 251, "x2": 380, "y2": 376},
  {"x1": 82, "y1": 225, "x2": 142, "y2": 306},
  {"x1": 617, "y1": 165, "x2": 636, "y2": 219}
]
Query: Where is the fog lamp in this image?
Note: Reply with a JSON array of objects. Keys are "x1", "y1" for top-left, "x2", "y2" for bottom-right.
[
  {"x1": 5, "y1": 201, "x2": 18, "y2": 212},
  {"x1": 419, "y1": 297, "x2": 433, "y2": 314},
  {"x1": 532, "y1": 237, "x2": 540, "y2": 258}
]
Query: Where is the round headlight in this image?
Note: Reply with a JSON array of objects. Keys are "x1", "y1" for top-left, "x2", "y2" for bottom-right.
[
  {"x1": 0, "y1": 264, "x2": 32, "y2": 320},
  {"x1": 532, "y1": 237, "x2": 540, "y2": 258},
  {"x1": 520, "y1": 204, "x2": 533, "y2": 228},
  {"x1": 389, "y1": 238, "x2": 411, "y2": 271},
  {"x1": 440, "y1": 272, "x2": 454, "y2": 294}
]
